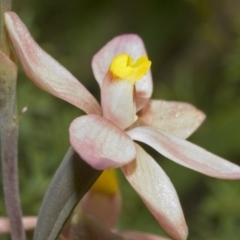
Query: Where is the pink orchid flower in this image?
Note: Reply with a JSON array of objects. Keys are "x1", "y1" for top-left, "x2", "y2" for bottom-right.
[{"x1": 5, "y1": 12, "x2": 240, "y2": 240}]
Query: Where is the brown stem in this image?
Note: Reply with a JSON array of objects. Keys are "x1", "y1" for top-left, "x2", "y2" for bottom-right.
[
  {"x1": 0, "y1": 119, "x2": 26, "y2": 240},
  {"x1": 0, "y1": 1, "x2": 26, "y2": 240}
]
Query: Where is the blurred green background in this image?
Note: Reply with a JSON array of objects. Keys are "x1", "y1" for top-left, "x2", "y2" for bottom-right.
[{"x1": 1, "y1": 0, "x2": 240, "y2": 239}]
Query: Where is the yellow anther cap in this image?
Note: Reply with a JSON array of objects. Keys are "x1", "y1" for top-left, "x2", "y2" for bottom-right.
[
  {"x1": 110, "y1": 53, "x2": 151, "y2": 81},
  {"x1": 91, "y1": 169, "x2": 118, "y2": 195}
]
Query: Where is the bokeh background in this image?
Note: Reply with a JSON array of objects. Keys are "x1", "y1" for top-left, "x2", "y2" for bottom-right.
[{"x1": 1, "y1": 0, "x2": 240, "y2": 239}]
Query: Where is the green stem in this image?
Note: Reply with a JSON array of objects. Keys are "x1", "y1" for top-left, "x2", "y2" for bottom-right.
[{"x1": 0, "y1": 1, "x2": 26, "y2": 240}]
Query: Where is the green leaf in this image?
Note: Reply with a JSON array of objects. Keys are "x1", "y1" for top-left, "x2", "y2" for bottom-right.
[{"x1": 33, "y1": 147, "x2": 102, "y2": 240}]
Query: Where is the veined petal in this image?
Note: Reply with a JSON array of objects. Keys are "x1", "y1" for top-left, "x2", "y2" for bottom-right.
[
  {"x1": 92, "y1": 34, "x2": 152, "y2": 110},
  {"x1": 80, "y1": 190, "x2": 121, "y2": 229},
  {"x1": 117, "y1": 231, "x2": 171, "y2": 240},
  {"x1": 69, "y1": 114, "x2": 136, "y2": 170},
  {"x1": 128, "y1": 127, "x2": 240, "y2": 179},
  {"x1": 122, "y1": 144, "x2": 188, "y2": 240},
  {"x1": 137, "y1": 100, "x2": 206, "y2": 139},
  {"x1": 4, "y1": 12, "x2": 101, "y2": 115},
  {"x1": 101, "y1": 73, "x2": 137, "y2": 129}
]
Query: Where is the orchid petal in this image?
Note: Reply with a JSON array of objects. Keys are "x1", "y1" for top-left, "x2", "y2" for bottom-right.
[
  {"x1": 128, "y1": 127, "x2": 240, "y2": 179},
  {"x1": 122, "y1": 144, "x2": 188, "y2": 240},
  {"x1": 101, "y1": 74, "x2": 137, "y2": 129},
  {"x1": 69, "y1": 114, "x2": 136, "y2": 170},
  {"x1": 80, "y1": 190, "x2": 121, "y2": 229},
  {"x1": 92, "y1": 34, "x2": 152, "y2": 110},
  {"x1": 4, "y1": 12, "x2": 101, "y2": 115},
  {"x1": 117, "y1": 231, "x2": 171, "y2": 240},
  {"x1": 0, "y1": 217, "x2": 37, "y2": 234},
  {"x1": 137, "y1": 100, "x2": 206, "y2": 139}
]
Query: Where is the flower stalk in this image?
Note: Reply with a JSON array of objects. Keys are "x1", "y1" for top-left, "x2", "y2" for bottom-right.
[
  {"x1": 0, "y1": 0, "x2": 11, "y2": 55},
  {"x1": 0, "y1": 1, "x2": 25, "y2": 240}
]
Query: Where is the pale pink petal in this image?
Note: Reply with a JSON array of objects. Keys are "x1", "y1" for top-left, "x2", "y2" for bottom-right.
[
  {"x1": 117, "y1": 230, "x2": 171, "y2": 240},
  {"x1": 101, "y1": 73, "x2": 137, "y2": 129},
  {"x1": 122, "y1": 144, "x2": 188, "y2": 240},
  {"x1": 0, "y1": 50, "x2": 17, "y2": 83},
  {"x1": 0, "y1": 216, "x2": 37, "y2": 234},
  {"x1": 4, "y1": 12, "x2": 101, "y2": 115},
  {"x1": 69, "y1": 114, "x2": 136, "y2": 169},
  {"x1": 137, "y1": 100, "x2": 206, "y2": 139},
  {"x1": 128, "y1": 127, "x2": 240, "y2": 179},
  {"x1": 92, "y1": 34, "x2": 152, "y2": 110},
  {"x1": 80, "y1": 190, "x2": 121, "y2": 229}
]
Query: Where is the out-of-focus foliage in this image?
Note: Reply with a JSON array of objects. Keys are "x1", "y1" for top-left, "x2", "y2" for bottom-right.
[{"x1": 1, "y1": 0, "x2": 240, "y2": 239}]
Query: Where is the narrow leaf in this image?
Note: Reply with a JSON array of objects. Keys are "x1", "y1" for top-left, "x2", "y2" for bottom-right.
[{"x1": 33, "y1": 147, "x2": 102, "y2": 240}]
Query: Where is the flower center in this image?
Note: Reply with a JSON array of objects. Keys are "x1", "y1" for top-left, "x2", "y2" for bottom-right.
[
  {"x1": 109, "y1": 53, "x2": 151, "y2": 81},
  {"x1": 90, "y1": 169, "x2": 118, "y2": 195}
]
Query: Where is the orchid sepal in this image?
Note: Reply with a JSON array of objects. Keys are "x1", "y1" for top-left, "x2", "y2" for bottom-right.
[
  {"x1": 4, "y1": 12, "x2": 101, "y2": 115},
  {"x1": 127, "y1": 126, "x2": 240, "y2": 179},
  {"x1": 122, "y1": 144, "x2": 188, "y2": 240},
  {"x1": 136, "y1": 100, "x2": 206, "y2": 139}
]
